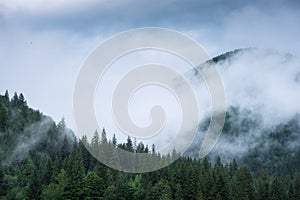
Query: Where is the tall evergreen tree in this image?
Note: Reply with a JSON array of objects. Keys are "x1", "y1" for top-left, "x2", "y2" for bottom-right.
[
  {"x1": 83, "y1": 171, "x2": 105, "y2": 199},
  {"x1": 270, "y1": 178, "x2": 287, "y2": 200},
  {"x1": 61, "y1": 135, "x2": 70, "y2": 159},
  {"x1": 101, "y1": 128, "x2": 108, "y2": 144},
  {"x1": 0, "y1": 153, "x2": 6, "y2": 197},
  {"x1": 233, "y1": 166, "x2": 255, "y2": 200},
  {"x1": 64, "y1": 147, "x2": 85, "y2": 199},
  {"x1": 256, "y1": 171, "x2": 271, "y2": 200},
  {"x1": 294, "y1": 177, "x2": 300, "y2": 200},
  {"x1": 151, "y1": 179, "x2": 172, "y2": 200},
  {"x1": 112, "y1": 134, "x2": 117, "y2": 146}
]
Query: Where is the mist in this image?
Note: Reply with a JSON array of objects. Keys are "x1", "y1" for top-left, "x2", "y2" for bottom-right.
[
  {"x1": 1, "y1": 0, "x2": 299, "y2": 162},
  {"x1": 187, "y1": 48, "x2": 300, "y2": 161},
  {"x1": 6, "y1": 115, "x2": 75, "y2": 164}
]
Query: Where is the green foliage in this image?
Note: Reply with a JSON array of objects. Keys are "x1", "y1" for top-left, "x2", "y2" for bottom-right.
[
  {"x1": 41, "y1": 169, "x2": 68, "y2": 200},
  {"x1": 270, "y1": 178, "x2": 287, "y2": 200},
  {"x1": 232, "y1": 166, "x2": 255, "y2": 200},
  {"x1": 0, "y1": 91, "x2": 299, "y2": 200},
  {"x1": 64, "y1": 147, "x2": 85, "y2": 199},
  {"x1": 83, "y1": 172, "x2": 105, "y2": 199},
  {"x1": 151, "y1": 179, "x2": 172, "y2": 200}
]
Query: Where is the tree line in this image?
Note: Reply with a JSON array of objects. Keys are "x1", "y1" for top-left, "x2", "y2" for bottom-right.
[{"x1": 0, "y1": 91, "x2": 300, "y2": 200}]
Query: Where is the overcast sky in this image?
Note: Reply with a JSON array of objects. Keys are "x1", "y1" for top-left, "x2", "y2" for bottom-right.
[{"x1": 1, "y1": 0, "x2": 299, "y2": 140}]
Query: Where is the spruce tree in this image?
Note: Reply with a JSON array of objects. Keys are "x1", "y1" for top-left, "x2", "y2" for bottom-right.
[
  {"x1": 233, "y1": 166, "x2": 255, "y2": 200},
  {"x1": 64, "y1": 147, "x2": 85, "y2": 199},
  {"x1": 270, "y1": 178, "x2": 287, "y2": 200},
  {"x1": 83, "y1": 171, "x2": 105, "y2": 199}
]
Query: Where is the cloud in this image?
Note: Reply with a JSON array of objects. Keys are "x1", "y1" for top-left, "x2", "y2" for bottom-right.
[
  {"x1": 7, "y1": 116, "x2": 53, "y2": 162},
  {"x1": 219, "y1": 49, "x2": 300, "y2": 125},
  {"x1": 1, "y1": 0, "x2": 100, "y2": 13},
  {"x1": 0, "y1": 0, "x2": 271, "y2": 34},
  {"x1": 0, "y1": 0, "x2": 299, "y2": 151},
  {"x1": 0, "y1": 25, "x2": 105, "y2": 128},
  {"x1": 189, "y1": 49, "x2": 300, "y2": 160},
  {"x1": 223, "y1": 5, "x2": 300, "y2": 55}
]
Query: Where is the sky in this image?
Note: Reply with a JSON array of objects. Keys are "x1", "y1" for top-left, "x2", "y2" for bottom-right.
[{"x1": 1, "y1": 0, "x2": 300, "y2": 146}]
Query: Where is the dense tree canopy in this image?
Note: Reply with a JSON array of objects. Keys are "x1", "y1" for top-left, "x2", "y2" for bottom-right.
[{"x1": 0, "y1": 91, "x2": 299, "y2": 200}]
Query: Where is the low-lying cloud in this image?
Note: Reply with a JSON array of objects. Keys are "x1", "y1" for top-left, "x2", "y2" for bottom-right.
[{"x1": 189, "y1": 49, "x2": 300, "y2": 161}]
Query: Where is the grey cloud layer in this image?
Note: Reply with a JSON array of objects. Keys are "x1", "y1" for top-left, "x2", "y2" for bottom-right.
[
  {"x1": 2, "y1": 0, "x2": 298, "y2": 33},
  {"x1": 0, "y1": 0, "x2": 299, "y2": 137}
]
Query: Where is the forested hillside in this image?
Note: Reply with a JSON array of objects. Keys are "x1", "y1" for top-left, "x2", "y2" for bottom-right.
[
  {"x1": 185, "y1": 48, "x2": 300, "y2": 178},
  {"x1": 186, "y1": 106, "x2": 300, "y2": 178},
  {"x1": 0, "y1": 91, "x2": 300, "y2": 199}
]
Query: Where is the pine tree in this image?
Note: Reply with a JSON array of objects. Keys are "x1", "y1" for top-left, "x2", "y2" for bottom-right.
[
  {"x1": 101, "y1": 128, "x2": 108, "y2": 144},
  {"x1": 41, "y1": 169, "x2": 68, "y2": 200},
  {"x1": 64, "y1": 147, "x2": 85, "y2": 199},
  {"x1": 0, "y1": 103, "x2": 9, "y2": 132},
  {"x1": 128, "y1": 175, "x2": 145, "y2": 200},
  {"x1": 201, "y1": 157, "x2": 214, "y2": 200},
  {"x1": 11, "y1": 92, "x2": 19, "y2": 108},
  {"x1": 43, "y1": 158, "x2": 53, "y2": 186},
  {"x1": 0, "y1": 153, "x2": 6, "y2": 197},
  {"x1": 109, "y1": 147, "x2": 120, "y2": 170},
  {"x1": 57, "y1": 117, "x2": 66, "y2": 133},
  {"x1": 229, "y1": 159, "x2": 238, "y2": 177},
  {"x1": 173, "y1": 183, "x2": 183, "y2": 200},
  {"x1": 233, "y1": 166, "x2": 255, "y2": 200},
  {"x1": 152, "y1": 144, "x2": 156, "y2": 154},
  {"x1": 270, "y1": 178, "x2": 287, "y2": 200},
  {"x1": 104, "y1": 185, "x2": 118, "y2": 200},
  {"x1": 83, "y1": 172, "x2": 105, "y2": 199},
  {"x1": 116, "y1": 179, "x2": 134, "y2": 200},
  {"x1": 61, "y1": 135, "x2": 70, "y2": 159},
  {"x1": 214, "y1": 172, "x2": 230, "y2": 200},
  {"x1": 256, "y1": 171, "x2": 271, "y2": 200},
  {"x1": 91, "y1": 130, "x2": 100, "y2": 147},
  {"x1": 151, "y1": 179, "x2": 172, "y2": 200},
  {"x1": 18, "y1": 93, "x2": 27, "y2": 107},
  {"x1": 126, "y1": 136, "x2": 134, "y2": 152},
  {"x1": 112, "y1": 134, "x2": 117, "y2": 146},
  {"x1": 80, "y1": 135, "x2": 92, "y2": 172},
  {"x1": 4, "y1": 90, "x2": 9, "y2": 101},
  {"x1": 294, "y1": 177, "x2": 300, "y2": 200},
  {"x1": 18, "y1": 157, "x2": 36, "y2": 199}
]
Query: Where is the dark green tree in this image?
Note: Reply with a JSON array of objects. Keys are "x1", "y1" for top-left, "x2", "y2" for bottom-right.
[
  {"x1": 112, "y1": 134, "x2": 117, "y2": 146},
  {"x1": 232, "y1": 166, "x2": 255, "y2": 200},
  {"x1": 151, "y1": 179, "x2": 172, "y2": 200},
  {"x1": 256, "y1": 171, "x2": 271, "y2": 200},
  {"x1": 294, "y1": 177, "x2": 300, "y2": 200},
  {"x1": 61, "y1": 135, "x2": 70, "y2": 159},
  {"x1": 64, "y1": 147, "x2": 85, "y2": 199},
  {"x1": 270, "y1": 178, "x2": 287, "y2": 200},
  {"x1": 0, "y1": 152, "x2": 6, "y2": 197},
  {"x1": 125, "y1": 136, "x2": 134, "y2": 152},
  {"x1": 101, "y1": 128, "x2": 108, "y2": 144},
  {"x1": 104, "y1": 185, "x2": 118, "y2": 200},
  {"x1": 83, "y1": 171, "x2": 105, "y2": 199}
]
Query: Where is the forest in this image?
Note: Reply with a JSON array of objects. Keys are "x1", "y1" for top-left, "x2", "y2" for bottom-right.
[{"x1": 0, "y1": 91, "x2": 300, "y2": 200}]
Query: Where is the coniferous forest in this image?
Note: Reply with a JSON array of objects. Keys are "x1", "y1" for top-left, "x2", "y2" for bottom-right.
[{"x1": 0, "y1": 91, "x2": 300, "y2": 200}]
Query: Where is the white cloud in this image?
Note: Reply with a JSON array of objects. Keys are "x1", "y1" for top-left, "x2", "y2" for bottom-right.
[
  {"x1": 1, "y1": 0, "x2": 98, "y2": 13},
  {"x1": 0, "y1": 25, "x2": 106, "y2": 129},
  {"x1": 1, "y1": 0, "x2": 299, "y2": 151}
]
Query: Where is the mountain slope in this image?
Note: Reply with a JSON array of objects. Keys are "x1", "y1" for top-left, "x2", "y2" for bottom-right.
[
  {"x1": 0, "y1": 91, "x2": 75, "y2": 164},
  {"x1": 186, "y1": 48, "x2": 300, "y2": 177}
]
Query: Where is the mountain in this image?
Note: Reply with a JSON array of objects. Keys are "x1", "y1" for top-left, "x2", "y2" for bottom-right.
[
  {"x1": 1, "y1": 90, "x2": 299, "y2": 199},
  {"x1": 0, "y1": 92, "x2": 300, "y2": 200},
  {"x1": 0, "y1": 48, "x2": 299, "y2": 199},
  {"x1": 185, "y1": 48, "x2": 300, "y2": 177},
  {"x1": 0, "y1": 91, "x2": 75, "y2": 164}
]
